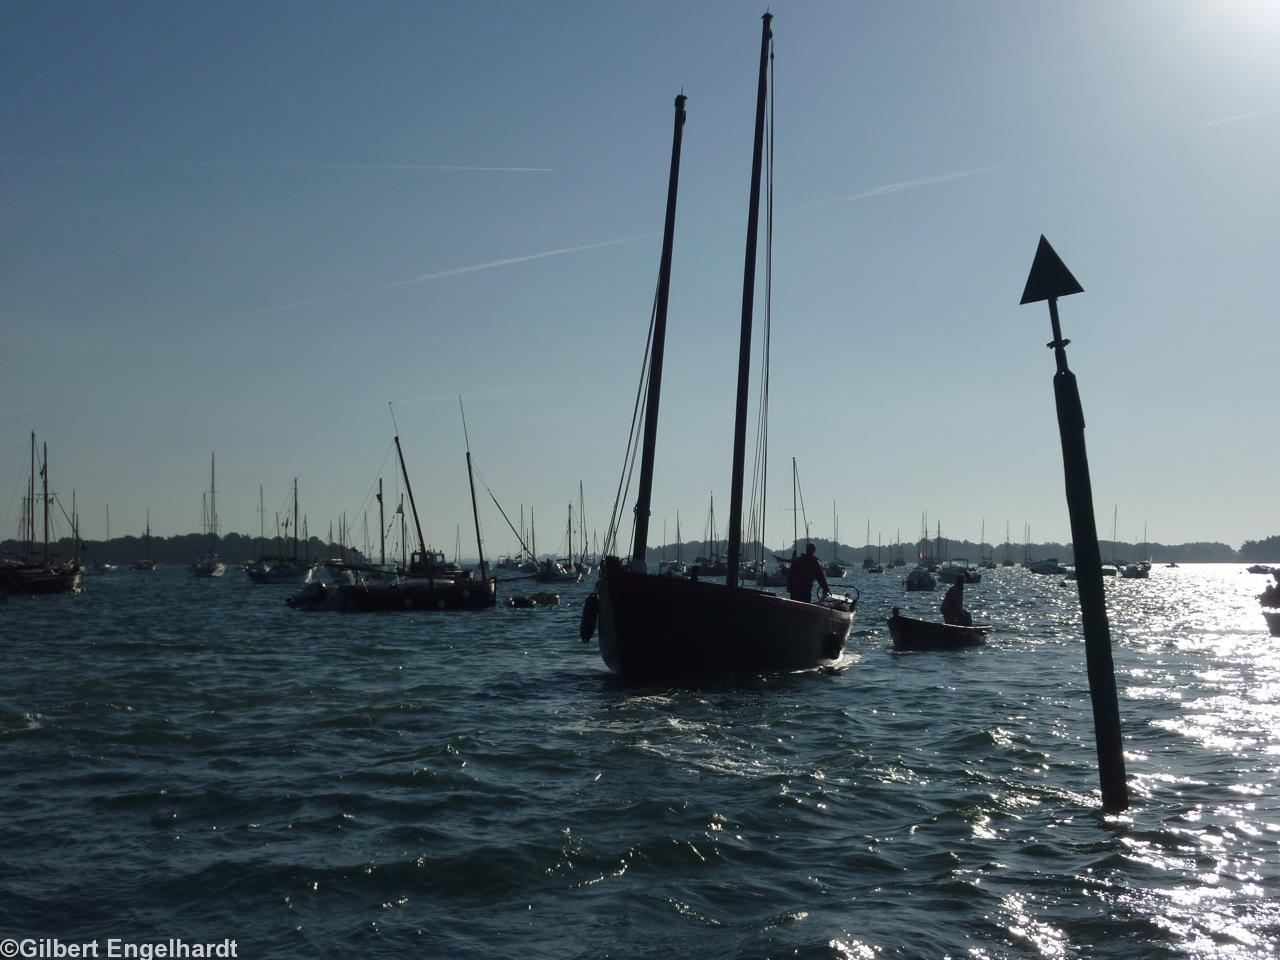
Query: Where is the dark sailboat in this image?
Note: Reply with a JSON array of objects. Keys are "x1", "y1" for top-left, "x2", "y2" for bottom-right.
[
  {"x1": 0, "y1": 433, "x2": 83, "y2": 595},
  {"x1": 247, "y1": 479, "x2": 316, "y2": 583},
  {"x1": 287, "y1": 433, "x2": 496, "y2": 612},
  {"x1": 585, "y1": 16, "x2": 856, "y2": 681},
  {"x1": 132, "y1": 510, "x2": 158, "y2": 570}
]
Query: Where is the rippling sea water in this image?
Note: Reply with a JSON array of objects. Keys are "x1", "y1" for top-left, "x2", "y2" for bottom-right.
[{"x1": 2, "y1": 563, "x2": 1278, "y2": 958}]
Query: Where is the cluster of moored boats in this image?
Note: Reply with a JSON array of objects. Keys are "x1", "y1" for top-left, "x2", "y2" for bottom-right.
[{"x1": 7, "y1": 15, "x2": 1274, "y2": 670}]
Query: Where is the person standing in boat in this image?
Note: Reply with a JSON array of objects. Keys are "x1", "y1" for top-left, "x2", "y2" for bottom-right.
[
  {"x1": 941, "y1": 572, "x2": 974, "y2": 626},
  {"x1": 787, "y1": 543, "x2": 830, "y2": 603}
]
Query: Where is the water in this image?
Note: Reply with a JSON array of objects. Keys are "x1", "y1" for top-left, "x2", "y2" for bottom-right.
[{"x1": 2, "y1": 564, "x2": 1278, "y2": 958}]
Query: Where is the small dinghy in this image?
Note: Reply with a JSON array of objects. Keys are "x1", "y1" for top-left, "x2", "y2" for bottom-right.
[{"x1": 888, "y1": 607, "x2": 990, "y2": 651}]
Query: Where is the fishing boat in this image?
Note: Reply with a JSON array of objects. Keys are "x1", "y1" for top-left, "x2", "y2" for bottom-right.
[
  {"x1": 0, "y1": 433, "x2": 84, "y2": 596},
  {"x1": 132, "y1": 510, "x2": 158, "y2": 570},
  {"x1": 888, "y1": 608, "x2": 989, "y2": 651},
  {"x1": 288, "y1": 432, "x2": 496, "y2": 612},
  {"x1": 585, "y1": 21, "x2": 856, "y2": 680},
  {"x1": 191, "y1": 454, "x2": 226, "y2": 578}
]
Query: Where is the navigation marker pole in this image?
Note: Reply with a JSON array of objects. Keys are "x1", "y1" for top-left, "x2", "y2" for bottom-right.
[{"x1": 1021, "y1": 235, "x2": 1128, "y2": 811}]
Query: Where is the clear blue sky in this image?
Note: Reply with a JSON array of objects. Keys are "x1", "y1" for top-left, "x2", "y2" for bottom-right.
[{"x1": 2, "y1": 0, "x2": 1277, "y2": 554}]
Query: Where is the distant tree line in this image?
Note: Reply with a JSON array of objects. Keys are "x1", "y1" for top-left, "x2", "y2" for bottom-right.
[
  {"x1": 1239, "y1": 535, "x2": 1280, "y2": 561},
  {"x1": 644, "y1": 537, "x2": 1246, "y2": 564},
  {"x1": 0, "y1": 533, "x2": 366, "y2": 566},
  {"x1": 3, "y1": 532, "x2": 1269, "y2": 567}
]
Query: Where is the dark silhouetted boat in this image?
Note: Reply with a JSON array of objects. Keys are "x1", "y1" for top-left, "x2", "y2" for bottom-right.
[
  {"x1": 191, "y1": 454, "x2": 226, "y2": 578},
  {"x1": 131, "y1": 510, "x2": 158, "y2": 571},
  {"x1": 246, "y1": 479, "x2": 316, "y2": 584},
  {"x1": 0, "y1": 433, "x2": 83, "y2": 596},
  {"x1": 888, "y1": 608, "x2": 990, "y2": 651},
  {"x1": 587, "y1": 18, "x2": 855, "y2": 681},
  {"x1": 287, "y1": 433, "x2": 496, "y2": 612}
]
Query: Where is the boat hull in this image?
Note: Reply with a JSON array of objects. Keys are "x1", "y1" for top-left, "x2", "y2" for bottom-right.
[
  {"x1": 341, "y1": 576, "x2": 496, "y2": 612},
  {"x1": 594, "y1": 568, "x2": 855, "y2": 680},
  {"x1": 0, "y1": 564, "x2": 83, "y2": 595},
  {"x1": 246, "y1": 562, "x2": 316, "y2": 584},
  {"x1": 888, "y1": 612, "x2": 989, "y2": 651}
]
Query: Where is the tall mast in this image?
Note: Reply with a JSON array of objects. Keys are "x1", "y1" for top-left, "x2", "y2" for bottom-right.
[
  {"x1": 259, "y1": 485, "x2": 265, "y2": 559},
  {"x1": 579, "y1": 481, "x2": 587, "y2": 560},
  {"x1": 145, "y1": 511, "x2": 151, "y2": 562},
  {"x1": 43, "y1": 441, "x2": 49, "y2": 563},
  {"x1": 209, "y1": 453, "x2": 218, "y2": 553},
  {"x1": 28, "y1": 431, "x2": 36, "y2": 560},
  {"x1": 293, "y1": 478, "x2": 299, "y2": 563},
  {"x1": 377, "y1": 478, "x2": 385, "y2": 568},
  {"x1": 392, "y1": 435, "x2": 430, "y2": 585},
  {"x1": 459, "y1": 398, "x2": 488, "y2": 581},
  {"x1": 630, "y1": 93, "x2": 687, "y2": 568},
  {"x1": 568, "y1": 502, "x2": 575, "y2": 567},
  {"x1": 726, "y1": 12, "x2": 772, "y2": 589}
]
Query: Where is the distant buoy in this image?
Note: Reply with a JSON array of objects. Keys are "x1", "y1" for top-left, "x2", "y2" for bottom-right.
[{"x1": 580, "y1": 592, "x2": 599, "y2": 642}]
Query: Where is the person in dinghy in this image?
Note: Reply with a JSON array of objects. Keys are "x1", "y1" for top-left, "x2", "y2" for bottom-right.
[{"x1": 941, "y1": 573, "x2": 974, "y2": 627}]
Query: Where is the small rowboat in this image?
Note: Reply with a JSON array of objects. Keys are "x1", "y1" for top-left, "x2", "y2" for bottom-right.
[{"x1": 888, "y1": 608, "x2": 990, "y2": 651}]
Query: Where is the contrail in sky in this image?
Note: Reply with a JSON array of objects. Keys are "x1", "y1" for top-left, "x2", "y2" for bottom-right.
[
  {"x1": 0, "y1": 157, "x2": 552, "y2": 172},
  {"x1": 1195, "y1": 107, "x2": 1280, "y2": 129},
  {"x1": 240, "y1": 234, "x2": 652, "y2": 318},
  {"x1": 788, "y1": 165, "x2": 999, "y2": 212}
]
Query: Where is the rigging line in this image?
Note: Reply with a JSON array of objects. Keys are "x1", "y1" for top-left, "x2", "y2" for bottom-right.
[
  {"x1": 603, "y1": 276, "x2": 660, "y2": 558},
  {"x1": 470, "y1": 460, "x2": 532, "y2": 558},
  {"x1": 344, "y1": 440, "x2": 396, "y2": 531}
]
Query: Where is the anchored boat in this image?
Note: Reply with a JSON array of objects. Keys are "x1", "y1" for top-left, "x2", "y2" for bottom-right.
[{"x1": 586, "y1": 17, "x2": 855, "y2": 680}]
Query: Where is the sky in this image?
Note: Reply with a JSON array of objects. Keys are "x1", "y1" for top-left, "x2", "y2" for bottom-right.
[{"x1": 2, "y1": 0, "x2": 1277, "y2": 557}]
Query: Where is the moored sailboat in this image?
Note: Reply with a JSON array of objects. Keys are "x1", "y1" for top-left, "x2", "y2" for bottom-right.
[
  {"x1": 247, "y1": 478, "x2": 316, "y2": 584},
  {"x1": 585, "y1": 19, "x2": 856, "y2": 680},
  {"x1": 191, "y1": 454, "x2": 226, "y2": 577},
  {"x1": 288, "y1": 431, "x2": 496, "y2": 612},
  {"x1": 0, "y1": 433, "x2": 83, "y2": 595},
  {"x1": 132, "y1": 511, "x2": 158, "y2": 570}
]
